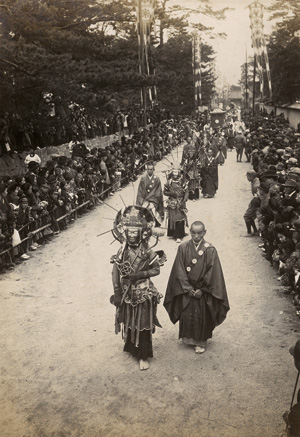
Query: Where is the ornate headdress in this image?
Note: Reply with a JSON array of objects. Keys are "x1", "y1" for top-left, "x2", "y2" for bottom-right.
[{"x1": 112, "y1": 205, "x2": 154, "y2": 244}]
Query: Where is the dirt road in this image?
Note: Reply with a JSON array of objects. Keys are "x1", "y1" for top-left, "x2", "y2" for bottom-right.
[{"x1": 1, "y1": 148, "x2": 299, "y2": 437}]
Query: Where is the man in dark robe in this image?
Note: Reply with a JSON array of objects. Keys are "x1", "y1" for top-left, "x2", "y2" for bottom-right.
[
  {"x1": 136, "y1": 162, "x2": 164, "y2": 226},
  {"x1": 181, "y1": 136, "x2": 201, "y2": 201},
  {"x1": 163, "y1": 167, "x2": 189, "y2": 243},
  {"x1": 164, "y1": 221, "x2": 229, "y2": 353},
  {"x1": 200, "y1": 148, "x2": 219, "y2": 198}
]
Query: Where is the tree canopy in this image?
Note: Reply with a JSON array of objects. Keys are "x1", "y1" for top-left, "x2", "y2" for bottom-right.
[
  {"x1": 0, "y1": 0, "x2": 221, "y2": 123},
  {"x1": 266, "y1": 0, "x2": 300, "y2": 104}
]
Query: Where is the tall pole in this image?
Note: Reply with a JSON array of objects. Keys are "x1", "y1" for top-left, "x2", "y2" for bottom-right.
[
  {"x1": 138, "y1": 0, "x2": 147, "y2": 128},
  {"x1": 252, "y1": 56, "x2": 256, "y2": 117},
  {"x1": 193, "y1": 33, "x2": 202, "y2": 112},
  {"x1": 245, "y1": 47, "x2": 248, "y2": 110}
]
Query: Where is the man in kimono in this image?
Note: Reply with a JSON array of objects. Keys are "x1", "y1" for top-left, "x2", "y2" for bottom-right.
[
  {"x1": 181, "y1": 136, "x2": 201, "y2": 201},
  {"x1": 136, "y1": 162, "x2": 164, "y2": 226},
  {"x1": 163, "y1": 166, "x2": 189, "y2": 243},
  {"x1": 164, "y1": 221, "x2": 229, "y2": 353},
  {"x1": 200, "y1": 148, "x2": 219, "y2": 198}
]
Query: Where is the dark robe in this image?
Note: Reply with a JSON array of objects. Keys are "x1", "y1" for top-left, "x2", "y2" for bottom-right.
[
  {"x1": 136, "y1": 174, "x2": 164, "y2": 225},
  {"x1": 201, "y1": 156, "x2": 218, "y2": 197},
  {"x1": 213, "y1": 135, "x2": 227, "y2": 165},
  {"x1": 164, "y1": 239, "x2": 229, "y2": 342},
  {"x1": 181, "y1": 142, "x2": 201, "y2": 199},
  {"x1": 164, "y1": 176, "x2": 189, "y2": 239}
]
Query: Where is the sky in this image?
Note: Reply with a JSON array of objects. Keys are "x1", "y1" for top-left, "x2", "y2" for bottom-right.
[{"x1": 169, "y1": 0, "x2": 275, "y2": 85}]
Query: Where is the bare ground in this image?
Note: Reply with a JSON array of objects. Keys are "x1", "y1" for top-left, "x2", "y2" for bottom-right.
[{"x1": 0, "y1": 148, "x2": 299, "y2": 437}]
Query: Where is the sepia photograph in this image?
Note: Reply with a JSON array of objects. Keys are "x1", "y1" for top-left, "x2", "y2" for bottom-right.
[{"x1": 1, "y1": 0, "x2": 300, "y2": 436}]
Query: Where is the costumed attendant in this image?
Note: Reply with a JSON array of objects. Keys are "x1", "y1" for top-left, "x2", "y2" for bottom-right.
[
  {"x1": 201, "y1": 148, "x2": 219, "y2": 198},
  {"x1": 136, "y1": 162, "x2": 164, "y2": 227},
  {"x1": 164, "y1": 221, "x2": 229, "y2": 354},
  {"x1": 163, "y1": 165, "x2": 189, "y2": 243},
  {"x1": 110, "y1": 205, "x2": 164, "y2": 371},
  {"x1": 181, "y1": 136, "x2": 201, "y2": 201}
]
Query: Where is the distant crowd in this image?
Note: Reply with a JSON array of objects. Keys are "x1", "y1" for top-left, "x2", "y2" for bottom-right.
[{"x1": 0, "y1": 105, "x2": 170, "y2": 156}]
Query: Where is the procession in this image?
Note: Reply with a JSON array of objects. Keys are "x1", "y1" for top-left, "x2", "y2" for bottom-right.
[{"x1": 1, "y1": 0, "x2": 300, "y2": 436}]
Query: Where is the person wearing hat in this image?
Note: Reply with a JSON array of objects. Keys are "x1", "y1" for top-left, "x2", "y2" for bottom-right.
[
  {"x1": 136, "y1": 162, "x2": 164, "y2": 227},
  {"x1": 164, "y1": 220, "x2": 230, "y2": 354},
  {"x1": 282, "y1": 180, "x2": 299, "y2": 209},
  {"x1": 163, "y1": 165, "x2": 189, "y2": 243},
  {"x1": 181, "y1": 136, "x2": 202, "y2": 200},
  {"x1": 111, "y1": 205, "x2": 163, "y2": 371},
  {"x1": 288, "y1": 166, "x2": 300, "y2": 184},
  {"x1": 234, "y1": 131, "x2": 246, "y2": 162},
  {"x1": 200, "y1": 148, "x2": 219, "y2": 199}
]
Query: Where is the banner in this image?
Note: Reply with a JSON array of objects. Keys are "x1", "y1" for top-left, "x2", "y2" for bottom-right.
[
  {"x1": 192, "y1": 33, "x2": 202, "y2": 109},
  {"x1": 249, "y1": 1, "x2": 272, "y2": 99},
  {"x1": 136, "y1": 0, "x2": 156, "y2": 107}
]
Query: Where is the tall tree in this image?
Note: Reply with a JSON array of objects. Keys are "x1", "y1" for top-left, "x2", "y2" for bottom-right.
[
  {"x1": 0, "y1": 0, "x2": 142, "y2": 118},
  {"x1": 155, "y1": 33, "x2": 215, "y2": 114},
  {"x1": 266, "y1": 0, "x2": 300, "y2": 104}
]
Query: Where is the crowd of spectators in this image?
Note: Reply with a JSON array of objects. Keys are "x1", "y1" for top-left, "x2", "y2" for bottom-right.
[
  {"x1": 0, "y1": 104, "x2": 170, "y2": 156},
  {"x1": 0, "y1": 116, "x2": 183, "y2": 273},
  {"x1": 240, "y1": 111, "x2": 300, "y2": 318}
]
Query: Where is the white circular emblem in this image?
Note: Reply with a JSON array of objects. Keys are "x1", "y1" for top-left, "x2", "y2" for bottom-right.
[
  {"x1": 186, "y1": 266, "x2": 191, "y2": 272},
  {"x1": 192, "y1": 259, "x2": 197, "y2": 264},
  {"x1": 198, "y1": 250, "x2": 204, "y2": 256},
  {"x1": 204, "y1": 243, "x2": 209, "y2": 248},
  {"x1": 215, "y1": 119, "x2": 219, "y2": 124}
]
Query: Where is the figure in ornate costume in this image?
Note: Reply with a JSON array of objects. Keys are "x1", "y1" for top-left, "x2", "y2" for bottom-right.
[
  {"x1": 164, "y1": 221, "x2": 229, "y2": 354},
  {"x1": 181, "y1": 136, "x2": 201, "y2": 201},
  {"x1": 212, "y1": 131, "x2": 227, "y2": 166},
  {"x1": 136, "y1": 162, "x2": 164, "y2": 226},
  {"x1": 163, "y1": 165, "x2": 189, "y2": 243},
  {"x1": 200, "y1": 148, "x2": 219, "y2": 198},
  {"x1": 110, "y1": 205, "x2": 164, "y2": 371}
]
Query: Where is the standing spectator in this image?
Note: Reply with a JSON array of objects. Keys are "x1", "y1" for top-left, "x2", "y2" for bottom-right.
[
  {"x1": 243, "y1": 196, "x2": 261, "y2": 237},
  {"x1": 234, "y1": 131, "x2": 246, "y2": 162}
]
